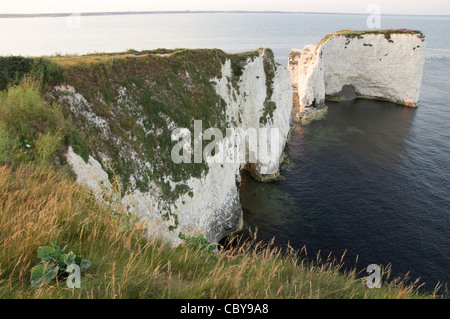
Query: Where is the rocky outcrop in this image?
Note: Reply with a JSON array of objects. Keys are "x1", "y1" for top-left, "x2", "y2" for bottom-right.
[
  {"x1": 55, "y1": 49, "x2": 293, "y2": 245},
  {"x1": 289, "y1": 30, "x2": 426, "y2": 112}
]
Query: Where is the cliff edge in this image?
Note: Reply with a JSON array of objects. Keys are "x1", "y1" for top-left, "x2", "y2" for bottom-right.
[{"x1": 49, "y1": 48, "x2": 292, "y2": 245}]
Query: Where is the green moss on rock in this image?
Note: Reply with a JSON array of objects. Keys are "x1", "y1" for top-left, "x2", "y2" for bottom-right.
[{"x1": 259, "y1": 48, "x2": 278, "y2": 124}]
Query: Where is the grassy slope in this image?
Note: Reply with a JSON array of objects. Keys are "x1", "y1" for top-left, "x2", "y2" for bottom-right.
[
  {"x1": 0, "y1": 55, "x2": 432, "y2": 299},
  {"x1": 0, "y1": 163, "x2": 429, "y2": 299}
]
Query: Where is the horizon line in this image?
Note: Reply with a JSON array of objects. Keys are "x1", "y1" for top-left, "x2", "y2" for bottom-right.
[{"x1": 1, "y1": 10, "x2": 450, "y2": 18}]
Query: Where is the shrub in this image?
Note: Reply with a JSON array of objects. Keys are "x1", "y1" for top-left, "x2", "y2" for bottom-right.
[
  {"x1": 35, "y1": 131, "x2": 64, "y2": 164},
  {"x1": 178, "y1": 232, "x2": 217, "y2": 254},
  {"x1": 0, "y1": 78, "x2": 88, "y2": 166},
  {"x1": 70, "y1": 129, "x2": 90, "y2": 163},
  {"x1": 0, "y1": 122, "x2": 19, "y2": 164},
  {"x1": 0, "y1": 56, "x2": 63, "y2": 91},
  {"x1": 30, "y1": 242, "x2": 91, "y2": 288}
]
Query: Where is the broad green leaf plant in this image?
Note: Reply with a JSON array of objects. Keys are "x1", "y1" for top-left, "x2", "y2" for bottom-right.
[
  {"x1": 30, "y1": 242, "x2": 91, "y2": 288},
  {"x1": 178, "y1": 232, "x2": 217, "y2": 254}
]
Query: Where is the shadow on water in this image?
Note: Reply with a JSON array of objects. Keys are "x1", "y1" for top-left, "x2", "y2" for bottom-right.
[{"x1": 231, "y1": 99, "x2": 450, "y2": 293}]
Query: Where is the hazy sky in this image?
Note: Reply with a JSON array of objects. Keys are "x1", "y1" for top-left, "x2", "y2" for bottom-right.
[{"x1": 2, "y1": 0, "x2": 450, "y2": 15}]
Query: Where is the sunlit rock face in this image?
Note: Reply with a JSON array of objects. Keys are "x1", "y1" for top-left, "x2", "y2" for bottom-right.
[{"x1": 289, "y1": 30, "x2": 426, "y2": 112}]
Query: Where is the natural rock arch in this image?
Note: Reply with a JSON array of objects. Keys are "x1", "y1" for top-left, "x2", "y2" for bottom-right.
[{"x1": 289, "y1": 30, "x2": 426, "y2": 112}]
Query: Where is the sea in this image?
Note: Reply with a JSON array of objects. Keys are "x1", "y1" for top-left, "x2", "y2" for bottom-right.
[{"x1": 1, "y1": 12, "x2": 449, "y2": 293}]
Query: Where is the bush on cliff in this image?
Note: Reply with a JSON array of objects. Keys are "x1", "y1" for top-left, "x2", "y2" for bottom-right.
[{"x1": 0, "y1": 78, "x2": 89, "y2": 166}]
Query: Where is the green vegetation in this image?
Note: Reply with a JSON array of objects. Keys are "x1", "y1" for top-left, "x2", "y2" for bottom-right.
[
  {"x1": 0, "y1": 56, "x2": 63, "y2": 91},
  {"x1": 228, "y1": 50, "x2": 260, "y2": 82},
  {"x1": 30, "y1": 242, "x2": 90, "y2": 288},
  {"x1": 297, "y1": 106, "x2": 329, "y2": 126},
  {"x1": 260, "y1": 48, "x2": 278, "y2": 124},
  {"x1": 0, "y1": 49, "x2": 280, "y2": 232},
  {"x1": 0, "y1": 78, "x2": 88, "y2": 166},
  {"x1": 0, "y1": 49, "x2": 280, "y2": 202},
  {"x1": 178, "y1": 232, "x2": 217, "y2": 254},
  {"x1": 69, "y1": 129, "x2": 90, "y2": 162},
  {"x1": 54, "y1": 49, "x2": 233, "y2": 203},
  {"x1": 0, "y1": 48, "x2": 280, "y2": 231},
  {"x1": 50, "y1": 48, "x2": 278, "y2": 204},
  {"x1": 0, "y1": 164, "x2": 432, "y2": 299}
]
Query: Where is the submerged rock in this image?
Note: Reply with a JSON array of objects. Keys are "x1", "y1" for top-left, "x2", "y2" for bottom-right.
[{"x1": 297, "y1": 106, "x2": 328, "y2": 126}]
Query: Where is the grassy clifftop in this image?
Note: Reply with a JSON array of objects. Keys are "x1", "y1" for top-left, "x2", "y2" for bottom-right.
[{"x1": 317, "y1": 29, "x2": 425, "y2": 49}]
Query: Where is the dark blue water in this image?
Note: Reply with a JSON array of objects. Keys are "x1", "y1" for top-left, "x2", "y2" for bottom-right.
[
  {"x1": 2, "y1": 12, "x2": 450, "y2": 292},
  {"x1": 239, "y1": 14, "x2": 450, "y2": 291},
  {"x1": 240, "y1": 99, "x2": 450, "y2": 292}
]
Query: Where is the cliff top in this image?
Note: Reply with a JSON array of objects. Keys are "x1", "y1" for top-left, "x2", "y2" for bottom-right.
[
  {"x1": 48, "y1": 48, "x2": 184, "y2": 66},
  {"x1": 317, "y1": 29, "x2": 425, "y2": 49},
  {"x1": 47, "y1": 48, "x2": 268, "y2": 67},
  {"x1": 0, "y1": 47, "x2": 278, "y2": 202}
]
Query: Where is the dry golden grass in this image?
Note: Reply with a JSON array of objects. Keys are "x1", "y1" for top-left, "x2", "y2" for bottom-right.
[
  {"x1": 50, "y1": 54, "x2": 142, "y2": 67},
  {"x1": 0, "y1": 164, "x2": 433, "y2": 299},
  {"x1": 0, "y1": 164, "x2": 105, "y2": 282},
  {"x1": 48, "y1": 49, "x2": 184, "y2": 67}
]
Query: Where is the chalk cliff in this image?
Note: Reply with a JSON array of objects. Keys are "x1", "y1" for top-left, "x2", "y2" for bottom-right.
[
  {"x1": 289, "y1": 30, "x2": 426, "y2": 112},
  {"x1": 54, "y1": 49, "x2": 293, "y2": 245}
]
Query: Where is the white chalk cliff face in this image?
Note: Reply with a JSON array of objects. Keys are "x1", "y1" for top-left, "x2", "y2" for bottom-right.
[
  {"x1": 289, "y1": 30, "x2": 426, "y2": 111},
  {"x1": 57, "y1": 50, "x2": 293, "y2": 245},
  {"x1": 289, "y1": 45, "x2": 325, "y2": 109}
]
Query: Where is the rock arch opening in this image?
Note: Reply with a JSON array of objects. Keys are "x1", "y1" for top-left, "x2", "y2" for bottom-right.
[{"x1": 339, "y1": 85, "x2": 357, "y2": 101}]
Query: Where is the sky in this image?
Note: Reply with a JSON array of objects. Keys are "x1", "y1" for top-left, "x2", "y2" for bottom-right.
[{"x1": 1, "y1": 0, "x2": 450, "y2": 16}]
